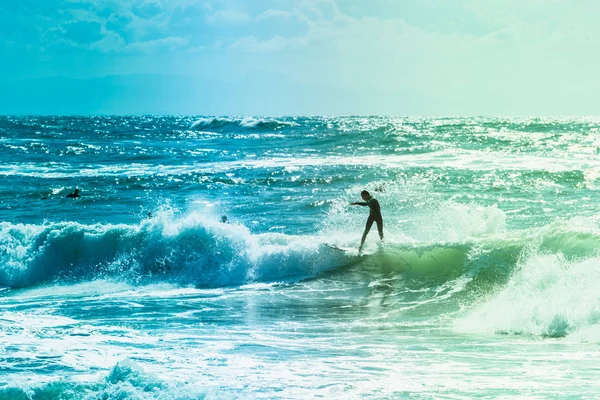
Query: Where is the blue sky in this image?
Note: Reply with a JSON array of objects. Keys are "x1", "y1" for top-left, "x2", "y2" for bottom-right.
[{"x1": 2, "y1": 0, "x2": 600, "y2": 115}]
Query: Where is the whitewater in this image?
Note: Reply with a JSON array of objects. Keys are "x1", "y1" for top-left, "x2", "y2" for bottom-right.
[{"x1": 2, "y1": 116, "x2": 600, "y2": 398}]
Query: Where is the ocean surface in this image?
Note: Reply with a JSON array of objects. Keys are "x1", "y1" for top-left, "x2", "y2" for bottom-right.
[{"x1": 2, "y1": 116, "x2": 600, "y2": 398}]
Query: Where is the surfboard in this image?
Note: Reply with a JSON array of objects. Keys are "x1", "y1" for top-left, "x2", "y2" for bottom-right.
[
  {"x1": 323, "y1": 243, "x2": 365, "y2": 256},
  {"x1": 324, "y1": 243, "x2": 354, "y2": 252}
]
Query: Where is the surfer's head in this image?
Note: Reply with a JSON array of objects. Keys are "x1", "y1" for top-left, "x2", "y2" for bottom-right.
[{"x1": 361, "y1": 190, "x2": 370, "y2": 200}]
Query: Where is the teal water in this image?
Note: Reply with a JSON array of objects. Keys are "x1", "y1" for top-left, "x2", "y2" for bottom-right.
[{"x1": 2, "y1": 116, "x2": 600, "y2": 398}]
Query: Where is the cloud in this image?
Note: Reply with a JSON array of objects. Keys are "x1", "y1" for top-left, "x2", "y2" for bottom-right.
[
  {"x1": 229, "y1": 35, "x2": 290, "y2": 53},
  {"x1": 226, "y1": 8, "x2": 452, "y2": 56},
  {"x1": 86, "y1": 31, "x2": 188, "y2": 53},
  {"x1": 39, "y1": 4, "x2": 189, "y2": 55},
  {"x1": 206, "y1": 9, "x2": 251, "y2": 24},
  {"x1": 255, "y1": 8, "x2": 311, "y2": 26},
  {"x1": 0, "y1": 0, "x2": 201, "y2": 54},
  {"x1": 89, "y1": 30, "x2": 127, "y2": 52},
  {"x1": 56, "y1": 21, "x2": 105, "y2": 45},
  {"x1": 256, "y1": 9, "x2": 295, "y2": 21},
  {"x1": 127, "y1": 35, "x2": 189, "y2": 52},
  {"x1": 5, "y1": 0, "x2": 600, "y2": 116}
]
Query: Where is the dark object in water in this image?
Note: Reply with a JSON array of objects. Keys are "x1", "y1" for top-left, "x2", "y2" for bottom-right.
[{"x1": 66, "y1": 188, "x2": 80, "y2": 198}]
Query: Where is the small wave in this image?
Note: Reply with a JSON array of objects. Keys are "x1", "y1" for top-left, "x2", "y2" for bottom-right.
[
  {"x1": 0, "y1": 359, "x2": 210, "y2": 400},
  {"x1": 190, "y1": 117, "x2": 298, "y2": 131}
]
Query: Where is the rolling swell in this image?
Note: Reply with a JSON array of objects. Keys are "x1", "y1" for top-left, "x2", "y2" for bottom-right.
[{"x1": 0, "y1": 212, "x2": 344, "y2": 289}]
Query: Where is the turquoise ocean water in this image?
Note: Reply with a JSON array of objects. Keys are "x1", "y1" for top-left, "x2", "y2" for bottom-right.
[{"x1": 2, "y1": 116, "x2": 600, "y2": 398}]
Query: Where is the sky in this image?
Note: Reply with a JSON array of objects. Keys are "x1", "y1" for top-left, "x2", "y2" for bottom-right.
[{"x1": 1, "y1": 0, "x2": 600, "y2": 115}]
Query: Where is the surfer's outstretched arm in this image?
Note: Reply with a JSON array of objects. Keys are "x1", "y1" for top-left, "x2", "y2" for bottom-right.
[{"x1": 351, "y1": 201, "x2": 368, "y2": 206}]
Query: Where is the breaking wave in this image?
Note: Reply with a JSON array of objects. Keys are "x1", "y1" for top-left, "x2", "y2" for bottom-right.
[
  {"x1": 0, "y1": 210, "x2": 344, "y2": 289},
  {"x1": 190, "y1": 117, "x2": 298, "y2": 131}
]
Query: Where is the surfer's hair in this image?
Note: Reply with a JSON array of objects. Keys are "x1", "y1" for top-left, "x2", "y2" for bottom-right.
[{"x1": 361, "y1": 190, "x2": 370, "y2": 197}]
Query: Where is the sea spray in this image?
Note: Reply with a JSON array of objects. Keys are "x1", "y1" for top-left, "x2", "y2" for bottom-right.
[
  {"x1": 456, "y1": 217, "x2": 600, "y2": 339},
  {"x1": 0, "y1": 211, "x2": 343, "y2": 288},
  {"x1": 455, "y1": 252, "x2": 600, "y2": 338}
]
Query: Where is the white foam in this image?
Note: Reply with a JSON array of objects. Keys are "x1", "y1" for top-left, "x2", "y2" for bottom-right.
[
  {"x1": 456, "y1": 252, "x2": 600, "y2": 340},
  {"x1": 4, "y1": 149, "x2": 600, "y2": 179},
  {"x1": 0, "y1": 210, "x2": 346, "y2": 288}
]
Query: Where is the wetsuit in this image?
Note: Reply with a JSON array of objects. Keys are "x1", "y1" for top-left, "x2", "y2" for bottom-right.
[{"x1": 357, "y1": 197, "x2": 384, "y2": 240}]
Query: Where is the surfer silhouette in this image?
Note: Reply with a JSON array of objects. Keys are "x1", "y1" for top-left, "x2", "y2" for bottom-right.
[
  {"x1": 66, "y1": 188, "x2": 80, "y2": 198},
  {"x1": 351, "y1": 190, "x2": 384, "y2": 252}
]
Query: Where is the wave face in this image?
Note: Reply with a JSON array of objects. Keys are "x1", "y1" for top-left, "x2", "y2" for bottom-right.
[
  {"x1": 455, "y1": 218, "x2": 600, "y2": 339},
  {"x1": 0, "y1": 211, "x2": 345, "y2": 288},
  {"x1": 456, "y1": 252, "x2": 600, "y2": 339}
]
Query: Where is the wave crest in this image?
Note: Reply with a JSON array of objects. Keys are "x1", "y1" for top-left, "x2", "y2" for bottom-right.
[
  {"x1": 190, "y1": 117, "x2": 298, "y2": 131},
  {"x1": 0, "y1": 212, "x2": 342, "y2": 288}
]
